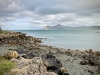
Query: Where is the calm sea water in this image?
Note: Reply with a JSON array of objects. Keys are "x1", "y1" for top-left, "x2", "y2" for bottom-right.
[{"x1": 13, "y1": 30, "x2": 100, "y2": 51}]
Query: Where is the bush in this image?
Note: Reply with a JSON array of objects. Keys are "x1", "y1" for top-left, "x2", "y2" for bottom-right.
[{"x1": 0, "y1": 57, "x2": 16, "y2": 75}]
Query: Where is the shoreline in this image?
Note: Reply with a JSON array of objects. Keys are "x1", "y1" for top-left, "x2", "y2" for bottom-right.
[{"x1": 0, "y1": 30, "x2": 100, "y2": 75}]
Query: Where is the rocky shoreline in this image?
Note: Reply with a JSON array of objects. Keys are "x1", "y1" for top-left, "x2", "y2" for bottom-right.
[{"x1": 0, "y1": 30, "x2": 100, "y2": 75}]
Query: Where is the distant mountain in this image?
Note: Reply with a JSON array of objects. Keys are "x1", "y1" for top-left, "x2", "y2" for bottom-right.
[{"x1": 44, "y1": 24, "x2": 100, "y2": 30}]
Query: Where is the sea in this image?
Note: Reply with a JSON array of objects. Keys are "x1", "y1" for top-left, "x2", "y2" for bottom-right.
[{"x1": 13, "y1": 30, "x2": 100, "y2": 51}]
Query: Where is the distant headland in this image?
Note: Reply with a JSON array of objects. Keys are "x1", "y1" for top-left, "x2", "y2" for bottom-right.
[{"x1": 44, "y1": 24, "x2": 100, "y2": 30}]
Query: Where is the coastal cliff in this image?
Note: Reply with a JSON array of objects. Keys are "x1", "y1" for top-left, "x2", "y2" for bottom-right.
[{"x1": 0, "y1": 29, "x2": 100, "y2": 75}]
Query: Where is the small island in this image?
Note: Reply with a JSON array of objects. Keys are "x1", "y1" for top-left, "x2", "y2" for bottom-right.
[{"x1": 0, "y1": 28, "x2": 100, "y2": 75}]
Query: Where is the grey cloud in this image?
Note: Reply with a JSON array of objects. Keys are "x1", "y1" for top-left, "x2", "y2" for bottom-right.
[
  {"x1": 76, "y1": 9, "x2": 99, "y2": 16},
  {"x1": 0, "y1": 0, "x2": 100, "y2": 18},
  {"x1": 57, "y1": 17, "x2": 76, "y2": 23},
  {"x1": 28, "y1": 0, "x2": 100, "y2": 16},
  {"x1": 35, "y1": 5, "x2": 67, "y2": 15},
  {"x1": 0, "y1": 0, "x2": 100, "y2": 29},
  {"x1": 0, "y1": 0, "x2": 24, "y2": 22},
  {"x1": 0, "y1": 0, "x2": 23, "y2": 13}
]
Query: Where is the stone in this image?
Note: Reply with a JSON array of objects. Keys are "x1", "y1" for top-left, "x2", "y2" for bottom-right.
[
  {"x1": 98, "y1": 64, "x2": 100, "y2": 74},
  {"x1": 42, "y1": 53, "x2": 69, "y2": 75},
  {"x1": 42, "y1": 53, "x2": 62, "y2": 68},
  {"x1": 14, "y1": 49, "x2": 27, "y2": 54},
  {"x1": 88, "y1": 54, "x2": 99, "y2": 65},
  {"x1": 10, "y1": 57, "x2": 57, "y2": 75},
  {"x1": 80, "y1": 60, "x2": 88, "y2": 65},
  {"x1": 26, "y1": 52, "x2": 35, "y2": 59},
  {"x1": 60, "y1": 67, "x2": 69, "y2": 75},
  {"x1": 65, "y1": 50, "x2": 73, "y2": 56},
  {"x1": 88, "y1": 70, "x2": 94, "y2": 74},
  {"x1": 4, "y1": 50, "x2": 18, "y2": 59}
]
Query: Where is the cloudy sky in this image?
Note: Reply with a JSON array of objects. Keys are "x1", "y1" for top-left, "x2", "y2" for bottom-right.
[{"x1": 0, "y1": 0, "x2": 100, "y2": 30}]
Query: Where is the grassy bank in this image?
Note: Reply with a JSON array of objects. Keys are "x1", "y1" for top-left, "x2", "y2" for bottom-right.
[{"x1": 0, "y1": 56, "x2": 16, "y2": 75}]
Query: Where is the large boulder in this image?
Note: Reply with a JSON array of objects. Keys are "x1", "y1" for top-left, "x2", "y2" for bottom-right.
[
  {"x1": 10, "y1": 57, "x2": 57, "y2": 75},
  {"x1": 42, "y1": 53, "x2": 69, "y2": 75}
]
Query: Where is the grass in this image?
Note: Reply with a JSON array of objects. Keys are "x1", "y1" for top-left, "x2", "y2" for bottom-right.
[
  {"x1": 0, "y1": 57, "x2": 16, "y2": 75},
  {"x1": 2, "y1": 31, "x2": 8, "y2": 34}
]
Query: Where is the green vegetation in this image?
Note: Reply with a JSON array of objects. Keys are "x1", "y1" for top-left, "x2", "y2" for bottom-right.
[
  {"x1": 2, "y1": 31, "x2": 8, "y2": 34},
  {"x1": 0, "y1": 56, "x2": 16, "y2": 75}
]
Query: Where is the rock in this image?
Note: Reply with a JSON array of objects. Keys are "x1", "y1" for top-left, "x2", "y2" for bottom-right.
[
  {"x1": 26, "y1": 52, "x2": 35, "y2": 59},
  {"x1": 98, "y1": 64, "x2": 100, "y2": 74},
  {"x1": 86, "y1": 49, "x2": 94, "y2": 54},
  {"x1": 94, "y1": 51, "x2": 100, "y2": 56},
  {"x1": 42, "y1": 53, "x2": 62, "y2": 68},
  {"x1": 80, "y1": 60, "x2": 88, "y2": 65},
  {"x1": 88, "y1": 54, "x2": 99, "y2": 65},
  {"x1": 81, "y1": 52, "x2": 89, "y2": 60},
  {"x1": 88, "y1": 70, "x2": 94, "y2": 74},
  {"x1": 0, "y1": 31, "x2": 42, "y2": 47},
  {"x1": 42, "y1": 53, "x2": 69, "y2": 75},
  {"x1": 10, "y1": 57, "x2": 57, "y2": 75},
  {"x1": 3, "y1": 50, "x2": 18, "y2": 59},
  {"x1": 60, "y1": 67, "x2": 69, "y2": 75},
  {"x1": 14, "y1": 49, "x2": 27, "y2": 54},
  {"x1": 81, "y1": 50, "x2": 99, "y2": 66},
  {"x1": 65, "y1": 50, "x2": 74, "y2": 56}
]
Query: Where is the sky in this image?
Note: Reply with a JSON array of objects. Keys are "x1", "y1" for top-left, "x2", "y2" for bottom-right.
[{"x1": 0, "y1": 0, "x2": 100, "y2": 30}]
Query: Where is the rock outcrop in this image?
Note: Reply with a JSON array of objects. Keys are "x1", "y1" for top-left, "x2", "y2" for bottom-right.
[
  {"x1": 10, "y1": 57, "x2": 57, "y2": 75},
  {"x1": 42, "y1": 53, "x2": 69, "y2": 75},
  {"x1": 0, "y1": 31, "x2": 42, "y2": 47}
]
